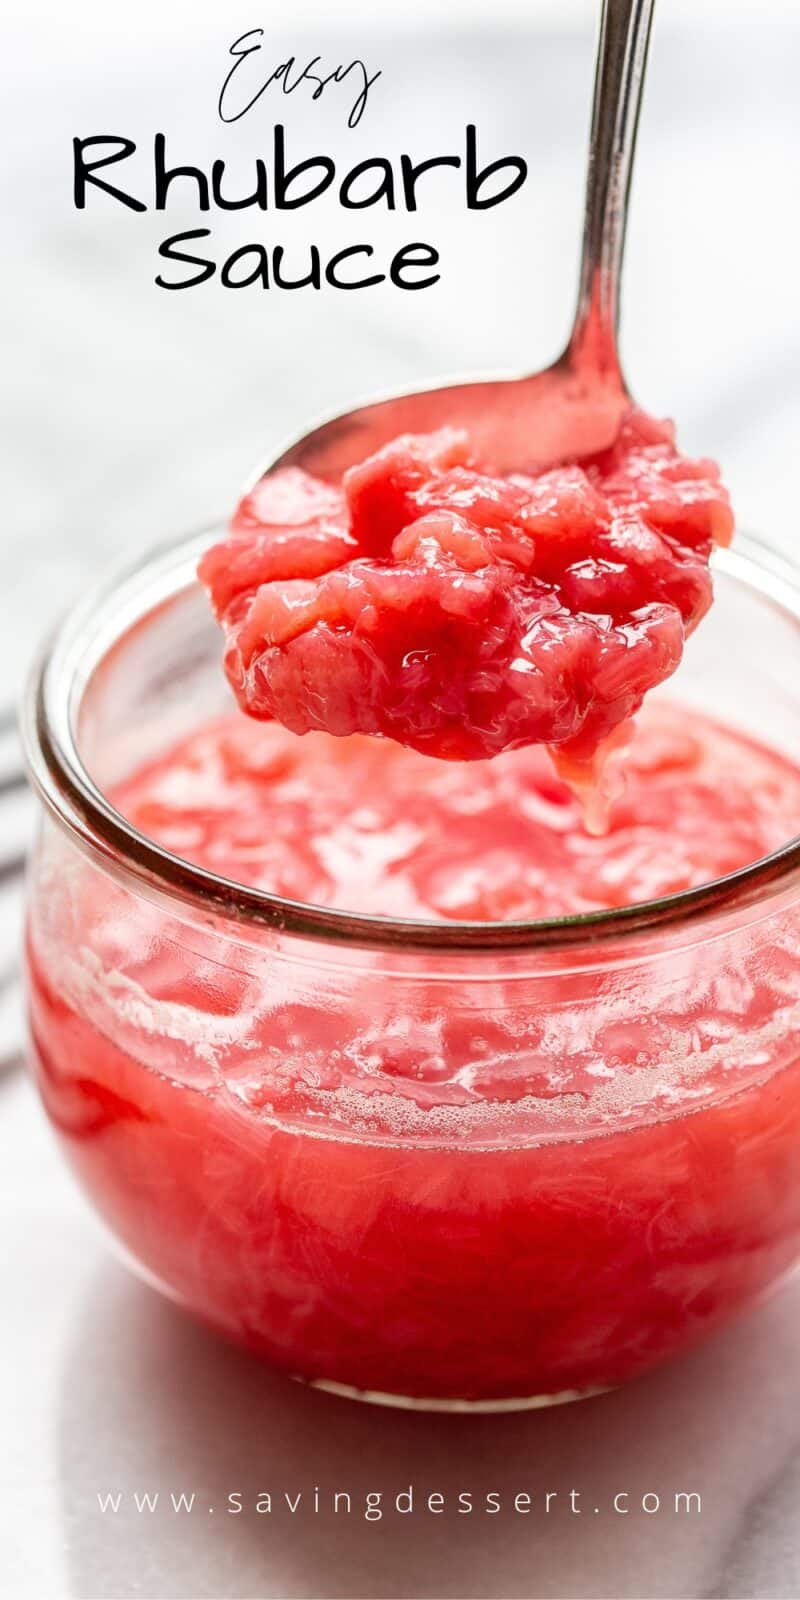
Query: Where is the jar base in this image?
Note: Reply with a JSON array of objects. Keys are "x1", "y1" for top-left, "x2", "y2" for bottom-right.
[{"x1": 296, "y1": 1375, "x2": 613, "y2": 1412}]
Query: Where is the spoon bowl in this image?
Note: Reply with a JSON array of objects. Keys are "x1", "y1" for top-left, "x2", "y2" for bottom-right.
[{"x1": 265, "y1": 356, "x2": 628, "y2": 483}]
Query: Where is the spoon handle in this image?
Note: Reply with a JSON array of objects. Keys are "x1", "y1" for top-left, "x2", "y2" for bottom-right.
[{"x1": 568, "y1": 0, "x2": 656, "y2": 379}]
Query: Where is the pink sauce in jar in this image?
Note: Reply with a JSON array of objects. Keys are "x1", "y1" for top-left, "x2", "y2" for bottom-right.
[{"x1": 26, "y1": 699, "x2": 800, "y2": 1403}]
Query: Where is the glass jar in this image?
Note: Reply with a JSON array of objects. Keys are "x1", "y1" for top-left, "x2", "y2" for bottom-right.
[{"x1": 21, "y1": 530, "x2": 800, "y2": 1411}]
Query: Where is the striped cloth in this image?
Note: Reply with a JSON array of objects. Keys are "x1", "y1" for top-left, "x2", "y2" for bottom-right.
[{"x1": 0, "y1": 709, "x2": 32, "y2": 1074}]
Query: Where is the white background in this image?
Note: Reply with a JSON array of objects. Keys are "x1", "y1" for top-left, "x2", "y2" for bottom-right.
[{"x1": 2, "y1": 4, "x2": 800, "y2": 1597}]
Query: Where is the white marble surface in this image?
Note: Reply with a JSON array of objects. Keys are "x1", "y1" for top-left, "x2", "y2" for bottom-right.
[{"x1": 2, "y1": 6, "x2": 800, "y2": 1597}]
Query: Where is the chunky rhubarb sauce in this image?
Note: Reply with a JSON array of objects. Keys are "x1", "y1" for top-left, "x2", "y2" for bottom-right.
[
  {"x1": 27, "y1": 702, "x2": 800, "y2": 1402},
  {"x1": 200, "y1": 413, "x2": 733, "y2": 780},
  {"x1": 112, "y1": 703, "x2": 796, "y2": 921}
]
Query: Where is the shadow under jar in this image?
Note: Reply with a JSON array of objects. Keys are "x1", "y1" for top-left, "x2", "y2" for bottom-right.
[{"x1": 21, "y1": 531, "x2": 800, "y2": 1411}]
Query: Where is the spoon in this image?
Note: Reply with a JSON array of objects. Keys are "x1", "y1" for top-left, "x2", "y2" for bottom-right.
[{"x1": 248, "y1": 0, "x2": 655, "y2": 486}]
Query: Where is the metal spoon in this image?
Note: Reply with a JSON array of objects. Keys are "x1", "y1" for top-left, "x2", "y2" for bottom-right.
[{"x1": 249, "y1": 0, "x2": 655, "y2": 486}]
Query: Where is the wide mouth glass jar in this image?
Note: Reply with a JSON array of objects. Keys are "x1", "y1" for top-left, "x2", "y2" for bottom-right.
[{"x1": 21, "y1": 530, "x2": 800, "y2": 1411}]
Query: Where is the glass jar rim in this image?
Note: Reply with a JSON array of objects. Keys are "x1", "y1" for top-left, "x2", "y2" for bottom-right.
[{"x1": 21, "y1": 526, "x2": 800, "y2": 953}]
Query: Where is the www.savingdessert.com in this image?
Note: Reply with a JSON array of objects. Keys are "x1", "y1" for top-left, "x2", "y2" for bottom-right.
[{"x1": 95, "y1": 1487, "x2": 701, "y2": 1520}]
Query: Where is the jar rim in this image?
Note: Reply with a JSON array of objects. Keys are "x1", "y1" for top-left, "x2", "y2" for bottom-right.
[{"x1": 21, "y1": 526, "x2": 800, "y2": 952}]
